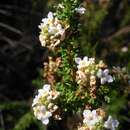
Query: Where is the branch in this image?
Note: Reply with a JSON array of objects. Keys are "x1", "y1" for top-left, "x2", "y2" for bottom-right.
[
  {"x1": 102, "y1": 25, "x2": 130, "y2": 42},
  {"x1": 0, "y1": 22, "x2": 22, "y2": 36}
]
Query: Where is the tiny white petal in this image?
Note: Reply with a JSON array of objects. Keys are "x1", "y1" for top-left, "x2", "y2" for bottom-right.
[
  {"x1": 97, "y1": 69, "x2": 103, "y2": 78},
  {"x1": 75, "y1": 57, "x2": 81, "y2": 64},
  {"x1": 43, "y1": 84, "x2": 51, "y2": 91},
  {"x1": 47, "y1": 12, "x2": 53, "y2": 19},
  {"x1": 107, "y1": 75, "x2": 113, "y2": 83},
  {"x1": 121, "y1": 46, "x2": 128, "y2": 52},
  {"x1": 101, "y1": 77, "x2": 107, "y2": 84},
  {"x1": 41, "y1": 18, "x2": 48, "y2": 24},
  {"x1": 53, "y1": 105, "x2": 58, "y2": 111},
  {"x1": 83, "y1": 110, "x2": 91, "y2": 117},
  {"x1": 103, "y1": 69, "x2": 109, "y2": 76},
  {"x1": 46, "y1": 111, "x2": 52, "y2": 118},
  {"x1": 92, "y1": 110, "x2": 97, "y2": 117},
  {"x1": 42, "y1": 118, "x2": 49, "y2": 125},
  {"x1": 83, "y1": 56, "x2": 88, "y2": 62}
]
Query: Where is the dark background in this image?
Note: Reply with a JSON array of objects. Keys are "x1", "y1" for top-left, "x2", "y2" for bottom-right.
[
  {"x1": 0, "y1": 0, "x2": 47, "y2": 101},
  {"x1": 0, "y1": 1, "x2": 47, "y2": 129}
]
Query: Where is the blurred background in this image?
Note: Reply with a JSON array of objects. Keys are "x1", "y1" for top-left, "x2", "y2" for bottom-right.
[
  {"x1": 0, "y1": 0, "x2": 130, "y2": 130},
  {"x1": 0, "y1": 0, "x2": 47, "y2": 130}
]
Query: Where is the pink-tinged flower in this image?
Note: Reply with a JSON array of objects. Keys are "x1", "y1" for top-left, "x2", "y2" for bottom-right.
[
  {"x1": 104, "y1": 116, "x2": 119, "y2": 130},
  {"x1": 97, "y1": 69, "x2": 113, "y2": 84}
]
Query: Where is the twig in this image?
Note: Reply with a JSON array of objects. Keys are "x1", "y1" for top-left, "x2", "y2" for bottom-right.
[
  {"x1": 0, "y1": 34, "x2": 16, "y2": 47},
  {"x1": 102, "y1": 25, "x2": 130, "y2": 42},
  {"x1": 0, "y1": 22, "x2": 22, "y2": 36},
  {"x1": 0, "y1": 4, "x2": 43, "y2": 16},
  {"x1": 0, "y1": 9, "x2": 11, "y2": 16}
]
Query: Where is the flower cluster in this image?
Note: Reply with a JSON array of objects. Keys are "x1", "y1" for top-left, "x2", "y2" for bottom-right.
[
  {"x1": 83, "y1": 108, "x2": 105, "y2": 129},
  {"x1": 78, "y1": 108, "x2": 119, "y2": 130},
  {"x1": 39, "y1": 12, "x2": 69, "y2": 50},
  {"x1": 75, "y1": 56, "x2": 113, "y2": 98},
  {"x1": 32, "y1": 84, "x2": 60, "y2": 125},
  {"x1": 43, "y1": 57, "x2": 61, "y2": 85}
]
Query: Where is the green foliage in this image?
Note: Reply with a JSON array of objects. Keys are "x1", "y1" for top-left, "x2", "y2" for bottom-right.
[
  {"x1": 97, "y1": 85, "x2": 110, "y2": 103},
  {"x1": 13, "y1": 112, "x2": 44, "y2": 130},
  {"x1": 0, "y1": 102, "x2": 29, "y2": 111},
  {"x1": 95, "y1": 121, "x2": 104, "y2": 130},
  {"x1": 56, "y1": 46, "x2": 80, "y2": 114},
  {"x1": 80, "y1": 6, "x2": 107, "y2": 56},
  {"x1": 56, "y1": 0, "x2": 82, "y2": 29},
  {"x1": 106, "y1": 91, "x2": 127, "y2": 117},
  {"x1": 13, "y1": 112, "x2": 34, "y2": 130},
  {"x1": 120, "y1": 7, "x2": 130, "y2": 27},
  {"x1": 56, "y1": 0, "x2": 79, "y2": 18}
]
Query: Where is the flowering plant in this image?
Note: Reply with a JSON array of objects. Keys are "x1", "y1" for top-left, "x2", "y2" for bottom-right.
[{"x1": 32, "y1": 0, "x2": 130, "y2": 130}]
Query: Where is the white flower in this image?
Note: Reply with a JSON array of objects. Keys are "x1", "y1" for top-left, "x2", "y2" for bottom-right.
[
  {"x1": 75, "y1": 57, "x2": 95, "y2": 70},
  {"x1": 32, "y1": 84, "x2": 50, "y2": 106},
  {"x1": 39, "y1": 12, "x2": 54, "y2": 29},
  {"x1": 33, "y1": 105, "x2": 52, "y2": 125},
  {"x1": 104, "y1": 116, "x2": 119, "y2": 130},
  {"x1": 47, "y1": 12, "x2": 54, "y2": 20},
  {"x1": 43, "y1": 84, "x2": 51, "y2": 92},
  {"x1": 121, "y1": 46, "x2": 128, "y2": 53},
  {"x1": 97, "y1": 69, "x2": 113, "y2": 84},
  {"x1": 38, "y1": 84, "x2": 51, "y2": 97},
  {"x1": 75, "y1": 57, "x2": 82, "y2": 64},
  {"x1": 38, "y1": 12, "x2": 67, "y2": 49},
  {"x1": 83, "y1": 109, "x2": 103, "y2": 129},
  {"x1": 75, "y1": 7, "x2": 86, "y2": 14},
  {"x1": 32, "y1": 84, "x2": 60, "y2": 125}
]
